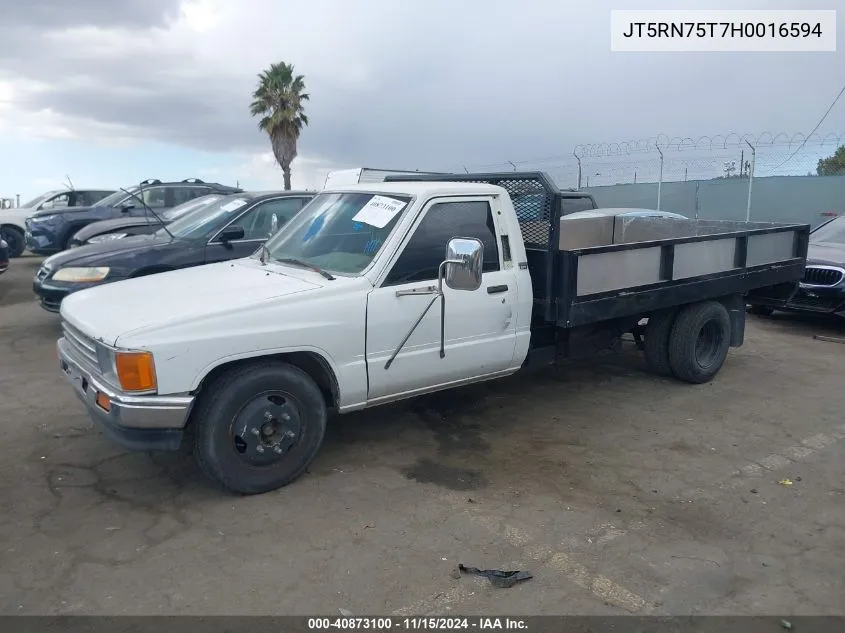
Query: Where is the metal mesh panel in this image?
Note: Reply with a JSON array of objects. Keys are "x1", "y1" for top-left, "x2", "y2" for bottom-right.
[{"x1": 383, "y1": 172, "x2": 555, "y2": 248}]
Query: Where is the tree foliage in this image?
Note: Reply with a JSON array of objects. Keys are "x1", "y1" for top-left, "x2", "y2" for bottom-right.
[
  {"x1": 816, "y1": 145, "x2": 845, "y2": 176},
  {"x1": 250, "y1": 62, "x2": 309, "y2": 190}
]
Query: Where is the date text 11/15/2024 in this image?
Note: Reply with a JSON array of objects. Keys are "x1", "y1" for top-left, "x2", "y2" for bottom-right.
[{"x1": 308, "y1": 617, "x2": 528, "y2": 630}]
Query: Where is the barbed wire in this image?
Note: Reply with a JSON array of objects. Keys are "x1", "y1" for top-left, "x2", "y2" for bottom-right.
[
  {"x1": 452, "y1": 131, "x2": 844, "y2": 187},
  {"x1": 572, "y1": 131, "x2": 845, "y2": 159}
]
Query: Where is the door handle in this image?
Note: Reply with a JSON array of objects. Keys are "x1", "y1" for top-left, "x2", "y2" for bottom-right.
[
  {"x1": 487, "y1": 284, "x2": 509, "y2": 294},
  {"x1": 395, "y1": 285, "x2": 437, "y2": 297}
]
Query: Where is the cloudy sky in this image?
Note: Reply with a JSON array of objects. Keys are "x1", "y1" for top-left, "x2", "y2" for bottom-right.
[{"x1": 0, "y1": 0, "x2": 842, "y2": 199}]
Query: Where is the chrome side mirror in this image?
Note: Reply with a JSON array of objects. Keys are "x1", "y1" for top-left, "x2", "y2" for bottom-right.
[
  {"x1": 444, "y1": 237, "x2": 483, "y2": 291},
  {"x1": 270, "y1": 213, "x2": 279, "y2": 235}
]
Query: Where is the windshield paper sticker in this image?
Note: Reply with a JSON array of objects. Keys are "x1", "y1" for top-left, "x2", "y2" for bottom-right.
[
  {"x1": 351, "y1": 196, "x2": 406, "y2": 229},
  {"x1": 221, "y1": 199, "x2": 248, "y2": 212}
]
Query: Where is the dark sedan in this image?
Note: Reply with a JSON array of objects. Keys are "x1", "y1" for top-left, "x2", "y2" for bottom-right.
[
  {"x1": 748, "y1": 215, "x2": 845, "y2": 318},
  {"x1": 69, "y1": 193, "x2": 226, "y2": 247},
  {"x1": 33, "y1": 191, "x2": 314, "y2": 313}
]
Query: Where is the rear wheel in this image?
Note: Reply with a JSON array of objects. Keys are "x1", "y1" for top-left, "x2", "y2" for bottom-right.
[
  {"x1": 643, "y1": 309, "x2": 677, "y2": 377},
  {"x1": 0, "y1": 226, "x2": 25, "y2": 257},
  {"x1": 668, "y1": 301, "x2": 731, "y2": 384},
  {"x1": 192, "y1": 361, "x2": 327, "y2": 494}
]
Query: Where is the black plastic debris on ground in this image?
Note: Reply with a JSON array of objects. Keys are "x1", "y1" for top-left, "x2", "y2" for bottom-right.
[{"x1": 458, "y1": 564, "x2": 533, "y2": 588}]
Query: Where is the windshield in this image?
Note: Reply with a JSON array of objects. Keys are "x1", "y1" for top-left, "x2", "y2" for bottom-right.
[
  {"x1": 811, "y1": 216, "x2": 845, "y2": 244},
  {"x1": 159, "y1": 194, "x2": 257, "y2": 239},
  {"x1": 22, "y1": 190, "x2": 61, "y2": 208},
  {"x1": 94, "y1": 188, "x2": 136, "y2": 208},
  {"x1": 262, "y1": 191, "x2": 413, "y2": 275},
  {"x1": 161, "y1": 194, "x2": 224, "y2": 221}
]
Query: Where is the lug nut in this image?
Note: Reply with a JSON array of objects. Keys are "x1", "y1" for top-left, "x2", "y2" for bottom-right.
[
  {"x1": 250, "y1": 427, "x2": 260, "y2": 436},
  {"x1": 273, "y1": 446, "x2": 283, "y2": 454},
  {"x1": 256, "y1": 445, "x2": 265, "y2": 453}
]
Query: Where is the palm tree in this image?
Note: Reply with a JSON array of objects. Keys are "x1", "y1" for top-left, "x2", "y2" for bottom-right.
[{"x1": 250, "y1": 62, "x2": 309, "y2": 190}]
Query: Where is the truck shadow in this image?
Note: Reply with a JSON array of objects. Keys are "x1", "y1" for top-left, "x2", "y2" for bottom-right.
[{"x1": 317, "y1": 345, "x2": 658, "y2": 492}]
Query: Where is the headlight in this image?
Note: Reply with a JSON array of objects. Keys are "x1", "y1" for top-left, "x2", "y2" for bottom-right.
[
  {"x1": 88, "y1": 233, "x2": 128, "y2": 243},
  {"x1": 29, "y1": 214, "x2": 57, "y2": 223},
  {"x1": 52, "y1": 266, "x2": 110, "y2": 282}
]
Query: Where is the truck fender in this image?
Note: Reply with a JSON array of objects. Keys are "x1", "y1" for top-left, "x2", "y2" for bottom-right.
[
  {"x1": 718, "y1": 294, "x2": 746, "y2": 347},
  {"x1": 190, "y1": 348, "x2": 343, "y2": 410}
]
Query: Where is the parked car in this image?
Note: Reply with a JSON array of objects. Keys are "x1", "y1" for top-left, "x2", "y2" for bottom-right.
[
  {"x1": 748, "y1": 214, "x2": 845, "y2": 318},
  {"x1": 33, "y1": 191, "x2": 313, "y2": 312},
  {"x1": 0, "y1": 238, "x2": 8, "y2": 275},
  {"x1": 53, "y1": 171, "x2": 808, "y2": 494},
  {"x1": 24, "y1": 178, "x2": 241, "y2": 256},
  {"x1": 69, "y1": 193, "x2": 227, "y2": 247},
  {"x1": 1, "y1": 188, "x2": 115, "y2": 258}
]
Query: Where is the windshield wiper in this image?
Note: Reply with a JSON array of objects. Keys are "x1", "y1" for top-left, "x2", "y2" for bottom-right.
[{"x1": 274, "y1": 257, "x2": 335, "y2": 280}]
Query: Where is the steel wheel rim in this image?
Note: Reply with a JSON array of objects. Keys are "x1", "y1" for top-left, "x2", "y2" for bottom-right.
[{"x1": 229, "y1": 390, "x2": 304, "y2": 467}]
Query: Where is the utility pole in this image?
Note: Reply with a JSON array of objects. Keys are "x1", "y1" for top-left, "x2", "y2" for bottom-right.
[
  {"x1": 574, "y1": 152, "x2": 582, "y2": 189},
  {"x1": 656, "y1": 144, "x2": 664, "y2": 211},
  {"x1": 745, "y1": 140, "x2": 756, "y2": 221}
]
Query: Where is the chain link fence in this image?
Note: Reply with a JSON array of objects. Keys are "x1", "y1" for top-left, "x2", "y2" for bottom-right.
[{"x1": 454, "y1": 132, "x2": 845, "y2": 227}]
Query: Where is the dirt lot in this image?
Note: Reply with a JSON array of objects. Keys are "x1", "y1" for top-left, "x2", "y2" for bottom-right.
[{"x1": 1, "y1": 254, "x2": 844, "y2": 616}]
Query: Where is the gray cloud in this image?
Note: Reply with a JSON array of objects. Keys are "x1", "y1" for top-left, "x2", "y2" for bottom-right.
[
  {"x1": 2, "y1": 0, "x2": 844, "y2": 177},
  {"x1": 0, "y1": 0, "x2": 179, "y2": 29}
]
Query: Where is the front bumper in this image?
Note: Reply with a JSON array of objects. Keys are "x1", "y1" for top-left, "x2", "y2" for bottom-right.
[
  {"x1": 25, "y1": 227, "x2": 61, "y2": 254},
  {"x1": 750, "y1": 285, "x2": 845, "y2": 316},
  {"x1": 785, "y1": 285, "x2": 845, "y2": 315},
  {"x1": 32, "y1": 272, "x2": 108, "y2": 313},
  {"x1": 57, "y1": 337, "x2": 194, "y2": 451}
]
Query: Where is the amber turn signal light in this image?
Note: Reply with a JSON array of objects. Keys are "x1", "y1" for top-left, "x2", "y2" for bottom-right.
[
  {"x1": 95, "y1": 392, "x2": 111, "y2": 412},
  {"x1": 115, "y1": 351, "x2": 157, "y2": 392}
]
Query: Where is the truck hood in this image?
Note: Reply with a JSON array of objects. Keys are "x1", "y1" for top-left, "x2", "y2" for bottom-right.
[
  {"x1": 60, "y1": 258, "x2": 323, "y2": 346},
  {"x1": 807, "y1": 241, "x2": 845, "y2": 267}
]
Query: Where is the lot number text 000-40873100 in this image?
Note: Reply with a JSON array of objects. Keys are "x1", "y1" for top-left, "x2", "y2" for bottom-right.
[{"x1": 610, "y1": 9, "x2": 836, "y2": 52}]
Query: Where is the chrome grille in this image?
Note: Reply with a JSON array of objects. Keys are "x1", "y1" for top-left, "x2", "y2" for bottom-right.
[
  {"x1": 802, "y1": 266, "x2": 844, "y2": 287},
  {"x1": 61, "y1": 321, "x2": 99, "y2": 371}
]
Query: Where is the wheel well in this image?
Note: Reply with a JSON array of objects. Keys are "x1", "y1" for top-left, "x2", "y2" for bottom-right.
[
  {"x1": 193, "y1": 352, "x2": 340, "y2": 410},
  {"x1": 1, "y1": 223, "x2": 24, "y2": 233}
]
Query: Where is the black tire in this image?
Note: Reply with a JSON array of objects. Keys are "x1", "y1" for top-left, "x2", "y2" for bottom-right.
[
  {"x1": 643, "y1": 309, "x2": 677, "y2": 376},
  {"x1": 668, "y1": 301, "x2": 731, "y2": 384},
  {"x1": 1, "y1": 226, "x2": 25, "y2": 257},
  {"x1": 747, "y1": 304, "x2": 774, "y2": 316},
  {"x1": 192, "y1": 361, "x2": 327, "y2": 494}
]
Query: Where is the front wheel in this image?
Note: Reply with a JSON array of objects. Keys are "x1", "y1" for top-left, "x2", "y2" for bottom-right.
[
  {"x1": 192, "y1": 361, "x2": 327, "y2": 494},
  {"x1": 668, "y1": 301, "x2": 732, "y2": 384}
]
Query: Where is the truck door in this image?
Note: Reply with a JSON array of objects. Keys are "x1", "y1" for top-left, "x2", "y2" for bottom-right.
[{"x1": 365, "y1": 196, "x2": 519, "y2": 401}]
